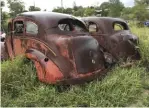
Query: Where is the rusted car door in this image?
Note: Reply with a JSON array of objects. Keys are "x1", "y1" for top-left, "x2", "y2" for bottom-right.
[
  {"x1": 8, "y1": 18, "x2": 50, "y2": 58},
  {"x1": 5, "y1": 18, "x2": 25, "y2": 59},
  {"x1": 11, "y1": 18, "x2": 26, "y2": 56}
]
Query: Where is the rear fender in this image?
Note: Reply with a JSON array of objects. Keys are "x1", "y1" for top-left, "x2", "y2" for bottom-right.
[{"x1": 25, "y1": 48, "x2": 64, "y2": 84}]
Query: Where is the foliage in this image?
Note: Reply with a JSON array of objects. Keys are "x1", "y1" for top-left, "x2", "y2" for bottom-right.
[
  {"x1": 121, "y1": 7, "x2": 134, "y2": 20},
  {"x1": 98, "y1": 2, "x2": 110, "y2": 16},
  {"x1": 108, "y1": 0, "x2": 124, "y2": 17},
  {"x1": 131, "y1": 27, "x2": 149, "y2": 62},
  {"x1": 52, "y1": 0, "x2": 149, "y2": 20},
  {"x1": 53, "y1": 6, "x2": 95, "y2": 17},
  {"x1": 1, "y1": 0, "x2": 148, "y2": 24},
  {"x1": 1, "y1": 27, "x2": 149, "y2": 107},
  {"x1": 64, "y1": 8, "x2": 73, "y2": 15},
  {"x1": 52, "y1": 0, "x2": 124, "y2": 17},
  {"x1": 84, "y1": 7, "x2": 95, "y2": 16},
  {"x1": 133, "y1": 4, "x2": 149, "y2": 22},
  {"x1": 73, "y1": 7, "x2": 85, "y2": 17},
  {"x1": 1, "y1": 12, "x2": 10, "y2": 32},
  {"x1": 1, "y1": 1, "x2": 10, "y2": 32},
  {"x1": 121, "y1": 0, "x2": 149, "y2": 23},
  {"x1": 53, "y1": 7, "x2": 64, "y2": 13},
  {"x1": 1, "y1": 0, "x2": 5, "y2": 7},
  {"x1": 7, "y1": 0, "x2": 25, "y2": 18},
  {"x1": 73, "y1": 1, "x2": 78, "y2": 11},
  {"x1": 29, "y1": 6, "x2": 41, "y2": 11},
  {"x1": 135, "y1": 0, "x2": 149, "y2": 5}
]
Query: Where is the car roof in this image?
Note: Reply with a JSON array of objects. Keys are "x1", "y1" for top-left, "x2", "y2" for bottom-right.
[
  {"x1": 19, "y1": 11, "x2": 73, "y2": 19},
  {"x1": 18, "y1": 11, "x2": 77, "y2": 28},
  {"x1": 82, "y1": 17, "x2": 126, "y2": 23}
]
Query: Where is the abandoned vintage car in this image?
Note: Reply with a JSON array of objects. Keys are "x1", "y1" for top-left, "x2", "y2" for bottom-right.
[
  {"x1": 3, "y1": 12, "x2": 107, "y2": 84},
  {"x1": 81, "y1": 17, "x2": 141, "y2": 61}
]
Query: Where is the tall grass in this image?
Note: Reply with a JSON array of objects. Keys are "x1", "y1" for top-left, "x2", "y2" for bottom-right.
[
  {"x1": 131, "y1": 27, "x2": 149, "y2": 62},
  {"x1": 1, "y1": 26, "x2": 149, "y2": 107}
]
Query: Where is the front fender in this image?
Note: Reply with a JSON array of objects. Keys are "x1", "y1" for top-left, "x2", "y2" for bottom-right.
[{"x1": 25, "y1": 48, "x2": 64, "y2": 84}]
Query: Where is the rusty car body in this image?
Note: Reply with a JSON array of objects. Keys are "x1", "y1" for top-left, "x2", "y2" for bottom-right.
[
  {"x1": 3, "y1": 12, "x2": 108, "y2": 85},
  {"x1": 81, "y1": 17, "x2": 141, "y2": 61}
]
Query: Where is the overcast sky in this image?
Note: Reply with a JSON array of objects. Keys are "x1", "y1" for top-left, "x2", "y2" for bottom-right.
[{"x1": 3, "y1": 0, "x2": 134, "y2": 12}]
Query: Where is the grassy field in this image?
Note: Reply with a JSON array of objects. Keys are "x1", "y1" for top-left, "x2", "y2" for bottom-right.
[{"x1": 1, "y1": 26, "x2": 149, "y2": 107}]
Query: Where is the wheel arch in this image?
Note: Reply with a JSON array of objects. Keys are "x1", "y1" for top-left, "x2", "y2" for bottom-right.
[{"x1": 25, "y1": 48, "x2": 64, "y2": 84}]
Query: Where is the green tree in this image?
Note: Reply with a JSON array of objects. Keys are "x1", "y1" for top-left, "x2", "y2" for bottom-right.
[
  {"x1": 1, "y1": 1, "x2": 10, "y2": 32},
  {"x1": 121, "y1": 0, "x2": 149, "y2": 22},
  {"x1": 73, "y1": 8, "x2": 85, "y2": 16},
  {"x1": 7, "y1": 0, "x2": 25, "y2": 18},
  {"x1": 133, "y1": 0, "x2": 149, "y2": 22},
  {"x1": 99, "y1": 2, "x2": 110, "y2": 16},
  {"x1": 121, "y1": 7, "x2": 134, "y2": 20},
  {"x1": 135, "y1": 0, "x2": 149, "y2": 5},
  {"x1": 52, "y1": 7, "x2": 64, "y2": 13},
  {"x1": 1, "y1": 0, "x2": 5, "y2": 15},
  {"x1": 63, "y1": 8, "x2": 73, "y2": 14},
  {"x1": 1, "y1": 12, "x2": 10, "y2": 32},
  {"x1": 1, "y1": 1, "x2": 5, "y2": 7},
  {"x1": 1, "y1": 1, "x2": 5, "y2": 14},
  {"x1": 84, "y1": 7, "x2": 95, "y2": 16},
  {"x1": 29, "y1": 6, "x2": 41, "y2": 11},
  {"x1": 73, "y1": 1, "x2": 78, "y2": 11},
  {"x1": 133, "y1": 5, "x2": 149, "y2": 21},
  {"x1": 108, "y1": 0, "x2": 124, "y2": 17}
]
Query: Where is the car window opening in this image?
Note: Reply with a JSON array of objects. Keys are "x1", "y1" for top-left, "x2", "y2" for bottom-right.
[
  {"x1": 26, "y1": 21, "x2": 38, "y2": 35},
  {"x1": 14, "y1": 21, "x2": 24, "y2": 34},
  {"x1": 113, "y1": 22, "x2": 128, "y2": 31},
  {"x1": 58, "y1": 18, "x2": 88, "y2": 32},
  {"x1": 89, "y1": 22, "x2": 97, "y2": 33}
]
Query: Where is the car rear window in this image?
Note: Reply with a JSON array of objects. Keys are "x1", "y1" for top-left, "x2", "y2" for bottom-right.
[
  {"x1": 113, "y1": 21, "x2": 129, "y2": 31},
  {"x1": 26, "y1": 21, "x2": 38, "y2": 35},
  {"x1": 58, "y1": 18, "x2": 88, "y2": 32}
]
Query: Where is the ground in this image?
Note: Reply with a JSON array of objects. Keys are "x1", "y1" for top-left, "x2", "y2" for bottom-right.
[{"x1": 1, "y1": 26, "x2": 149, "y2": 107}]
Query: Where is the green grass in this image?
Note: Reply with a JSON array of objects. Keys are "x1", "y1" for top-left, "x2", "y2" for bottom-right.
[
  {"x1": 1, "y1": 26, "x2": 149, "y2": 107},
  {"x1": 131, "y1": 27, "x2": 149, "y2": 62}
]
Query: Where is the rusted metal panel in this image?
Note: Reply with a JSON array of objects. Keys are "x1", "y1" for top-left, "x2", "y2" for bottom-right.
[
  {"x1": 4, "y1": 12, "x2": 106, "y2": 84},
  {"x1": 81, "y1": 17, "x2": 141, "y2": 61},
  {"x1": 3, "y1": 12, "x2": 141, "y2": 84},
  {"x1": 25, "y1": 49, "x2": 64, "y2": 84}
]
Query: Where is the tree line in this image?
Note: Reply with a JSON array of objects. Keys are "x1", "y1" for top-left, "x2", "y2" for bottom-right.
[
  {"x1": 1, "y1": 0, "x2": 149, "y2": 31},
  {"x1": 1, "y1": 0, "x2": 42, "y2": 31},
  {"x1": 53, "y1": 0, "x2": 149, "y2": 21}
]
